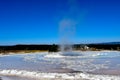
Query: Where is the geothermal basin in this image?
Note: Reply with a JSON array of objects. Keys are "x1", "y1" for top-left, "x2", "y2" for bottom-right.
[{"x1": 0, "y1": 51, "x2": 120, "y2": 80}]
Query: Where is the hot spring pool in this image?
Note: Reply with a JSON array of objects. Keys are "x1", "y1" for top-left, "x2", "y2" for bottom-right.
[{"x1": 0, "y1": 51, "x2": 120, "y2": 80}]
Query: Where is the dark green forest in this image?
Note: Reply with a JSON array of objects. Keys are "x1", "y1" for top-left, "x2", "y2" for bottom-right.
[{"x1": 0, "y1": 42, "x2": 120, "y2": 54}]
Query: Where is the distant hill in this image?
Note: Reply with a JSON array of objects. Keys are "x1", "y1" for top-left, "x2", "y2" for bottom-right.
[
  {"x1": 94, "y1": 42, "x2": 120, "y2": 45},
  {"x1": 103, "y1": 42, "x2": 120, "y2": 44}
]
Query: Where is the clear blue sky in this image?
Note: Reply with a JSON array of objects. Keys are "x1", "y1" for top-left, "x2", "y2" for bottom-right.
[{"x1": 0, "y1": 0, "x2": 120, "y2": 45}]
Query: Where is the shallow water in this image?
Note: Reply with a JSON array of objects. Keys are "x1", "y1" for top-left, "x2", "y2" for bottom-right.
[{"x1": 0, "y1": 51, "x2": 120, "y2": 80}]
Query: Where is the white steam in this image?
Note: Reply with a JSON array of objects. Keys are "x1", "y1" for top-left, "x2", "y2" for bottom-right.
[{"x1": 59, "y1": 0, "x2": 80, "y2": 52}]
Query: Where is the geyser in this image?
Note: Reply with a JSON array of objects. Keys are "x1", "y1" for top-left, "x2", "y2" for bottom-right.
[
  {"x1": 59, "y1": 0, "x2": 80, "y2": 56},
  {"x1": 59, "y1": 19, "x2": 81, "y2": 56},
  {"x1": 59, "y1": 19, "x2": 75, "y2": 53}
]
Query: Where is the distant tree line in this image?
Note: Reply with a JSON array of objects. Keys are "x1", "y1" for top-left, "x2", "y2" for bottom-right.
[
  {"x1": 0, "y1": 43, "x2": 120, "y2": 54},
  {"x1": 74, "y1": 43, "x2": 120, "y2": 51},
  {"x1": 0, "y1": 44, "x2": 58, "y2": 53},
  {"x1": 87, "y1": 44, "x2": 120, "y2": 50}
]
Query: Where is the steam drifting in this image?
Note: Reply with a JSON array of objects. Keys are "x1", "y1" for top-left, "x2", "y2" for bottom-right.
[{"x1": 59, "y1": 0, "x2": 80, "y2": 52}]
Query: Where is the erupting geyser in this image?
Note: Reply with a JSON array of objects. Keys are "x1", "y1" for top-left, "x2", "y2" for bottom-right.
[
  {"x1": 59, "y1": 19, "x2": 80, "y2": 56},
  {"x1": 59, "y1": 19, "x2": 75, "y2": 53},
  {"x1": 59, "y1": 0, "x2": 80, "y2": 56}
]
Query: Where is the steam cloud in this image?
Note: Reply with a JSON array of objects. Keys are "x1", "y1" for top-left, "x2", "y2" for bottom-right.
[{"x1": 59, "y1": 0, "x2": 80, "y2": 52}]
